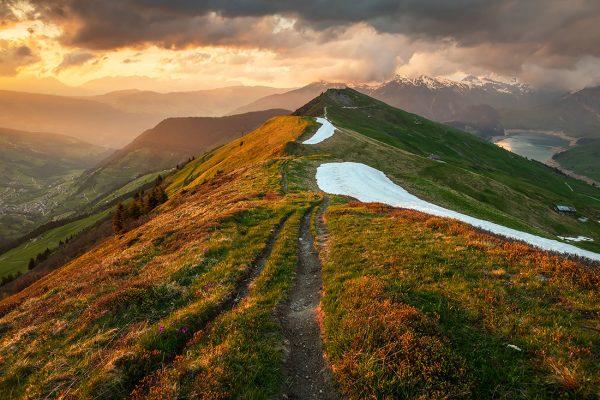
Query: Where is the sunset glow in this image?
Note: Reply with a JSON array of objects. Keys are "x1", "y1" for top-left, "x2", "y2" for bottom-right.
[{"x1": 2, "y1": 1, "x2": 600, "y2": 93}]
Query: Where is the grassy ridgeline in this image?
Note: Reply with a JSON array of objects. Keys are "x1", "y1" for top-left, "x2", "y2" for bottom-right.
[{"x1": 299, "y1": 89, "x2": 600, "y2": 253}]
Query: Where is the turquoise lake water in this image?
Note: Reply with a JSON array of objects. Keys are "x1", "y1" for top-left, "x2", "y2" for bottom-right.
[{"x1": 495, "y1": 131, "x2": 570, "y2": 162}]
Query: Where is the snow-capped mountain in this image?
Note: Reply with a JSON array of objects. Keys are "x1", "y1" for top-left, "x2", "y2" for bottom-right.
[
  {"x1": 365, "y1": 74, "x2": 536, "y2": 105},
  {"x1": 357, "y1": 74, "x2": 551, "y2": 137},
  {"x1": 232, "y1": 75, "x2": 565, "y2": 138},
  {"x1": 380, "y1": 75, "x2": 466, "y2": 91},
  {"x1": 460, "y1": 75, "x2": 531, "y2": 94}
]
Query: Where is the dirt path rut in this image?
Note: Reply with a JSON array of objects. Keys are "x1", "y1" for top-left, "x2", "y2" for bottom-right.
[
  {"x1": 233, "y1": 211, "x2": 292, "y2": 305},
  {"x1": 130, "y1": 212, "x2": 292, "y2": 396},
  {"x1": 279, "y1": 198, "x2": 340, "y2": 399}
]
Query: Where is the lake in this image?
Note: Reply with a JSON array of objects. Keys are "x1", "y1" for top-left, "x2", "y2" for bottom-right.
[{"x1": 495, "y1": 131, "x2": 570, "y2": 162}]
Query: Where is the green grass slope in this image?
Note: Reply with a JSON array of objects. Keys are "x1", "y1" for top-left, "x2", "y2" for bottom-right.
[
  {"x1": 319, "y1": 200, "x2": 599, "y2": 399},
  {"x1": 554, "y1": 139, "x2": 600, "y2": 182},
  {"x1": 0, "y1": 210, "x2": 110, "y2": 279},
  {"x1": 295, "y1": 88, "x2": 600, "y2": 252}
]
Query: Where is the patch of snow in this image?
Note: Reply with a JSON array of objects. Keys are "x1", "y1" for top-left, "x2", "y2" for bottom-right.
[
  {"x1": 558, "y1": 236, "x2": 594, "y2": 242},
  {"x1": 315, "y1": 162, "x2": 600, "y2": 262},
  {"x1": 302, "y1": 117, "x2": 335, "y2": 145}
]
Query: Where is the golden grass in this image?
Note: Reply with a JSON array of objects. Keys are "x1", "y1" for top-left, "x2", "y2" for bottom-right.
[
  {"x1": 0, "y1": 116, "x2": 314, "y2": 399},
  {"x1": 319, "y1": 201, "x2": 600, "y2": 399},
  {"x1": 168, "y1": 116, "x2": 311, "y2": 194},
  {"x1": 130, "y1": 209, "x2": 308, "y2": 399}
]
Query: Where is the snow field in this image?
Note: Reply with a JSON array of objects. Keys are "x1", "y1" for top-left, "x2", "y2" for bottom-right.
[
  {"x1": 302, "y1": 117, "x2": 335, "y2": 144},
  {"x1": 316, "y1": 162, "x2": 600, "y2": 262}
]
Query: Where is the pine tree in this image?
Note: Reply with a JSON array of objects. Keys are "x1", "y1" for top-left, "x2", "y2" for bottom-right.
[
  {"x1": 143, "y1": 191, "x2": 158, "y2": 214},
  {"x1": 28, "y1": 258, "x2": 35, "y2": 270},
  {"x1": 113, "y1": 203, "x2": 125, "y2": 234},
  {"x1": 154, "y1": 186, "x2": 168, "y2": 204},
  {"x1": 129, "y1": 200, "x2": 142, "y2": 219}
]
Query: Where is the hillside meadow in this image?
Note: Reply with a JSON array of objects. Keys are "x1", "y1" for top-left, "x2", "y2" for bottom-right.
[{"x1": 0, "y1": 102, "x2": 598, "y2": 399}]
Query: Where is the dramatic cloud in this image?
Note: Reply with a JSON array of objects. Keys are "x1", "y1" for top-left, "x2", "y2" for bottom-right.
[
  {"x1": 20, "y1": 1, "x2": 599, "y2": 61},
  {"x1": 2, "y1": 0, "x2": 600, "y2": 90},
  {"x1": 0, "y1": 41, "x2": 38, "y2": 75},
  {"x1": 54, "y1": 51, "x2": 96, "y2": 72}
]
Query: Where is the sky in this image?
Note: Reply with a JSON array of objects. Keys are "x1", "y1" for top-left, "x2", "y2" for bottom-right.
[{"x1": 1, "y1": 0, "x2": 600, "y2": 94}]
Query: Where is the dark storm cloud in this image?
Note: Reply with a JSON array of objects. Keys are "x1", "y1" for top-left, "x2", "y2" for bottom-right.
[
  {"x1": 10, "y1": 0, "x2": 600, "y2": 81},
  {"x1": 22, "y1": 1, "x2": 598, "y2": 48}
]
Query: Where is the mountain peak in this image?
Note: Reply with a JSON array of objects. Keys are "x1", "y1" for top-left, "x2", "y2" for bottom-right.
[
  {"x1": 460, "y1": 75, "x2": 531, "y2": 93},
  {"x1": 306, "y1": 80, "x2": 348, "y2": 90},
  {"x1": 373, "y1": 74, "x2": 533, "y2": 96},
  {"x1": 388, "y1": 74, "x2": 464, "y2": 90}
]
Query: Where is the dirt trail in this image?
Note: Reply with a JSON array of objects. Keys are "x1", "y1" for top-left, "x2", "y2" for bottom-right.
[
  {"x1": 315, "y1": 196, "x2": 330, "y2": 247},
  {"x1": 279, "y1": 198, "x2": 340, "y2": 399}
]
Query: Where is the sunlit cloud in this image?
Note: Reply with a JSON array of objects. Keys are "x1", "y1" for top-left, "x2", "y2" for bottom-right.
[{"x1": 0, "y1": 0, "x2": 599, "y2": 93}]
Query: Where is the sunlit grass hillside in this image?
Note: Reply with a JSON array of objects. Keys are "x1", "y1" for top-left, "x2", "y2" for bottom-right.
[
  {"x1": 0, "y1": 96, "x2": 598, "y2": 399},
  {"x1": 319, "y1": 200, "x2": 599, "y2": 399}
]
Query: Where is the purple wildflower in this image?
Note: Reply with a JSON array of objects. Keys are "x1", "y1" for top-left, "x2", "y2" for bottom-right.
[
  {"x1": 180, "y1": 327, "x2": 188, "y2": 334},
  {"x1": 158, "y1": 325, "x2": 165, "y2": 333}
]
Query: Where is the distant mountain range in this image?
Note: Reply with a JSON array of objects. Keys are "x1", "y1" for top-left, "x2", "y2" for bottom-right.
[
  {"x1": 229, "y1": 82, "x2": 347, "y2": 115},
  {"x1": 234, "y1": 76, "x2": 600, "y2": 139},
  {"x1": 502, "y1": 86, "x2": 600, "y2": 138},
  {"x1": 78, "y1": 108, "x2": 290, "y2": 198},
  {"x1": 0, "y1": 90, "x2": 154, "y2": 148},
  {"x1": 91, "y1": 86, "x2": 289, "y2": 119},
  {"x1": 0, "y1": 86, "x2": 289, "y2": 148},
  {"x1": 3, "y1": 77, "x2": 599, "y2": 149}
]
